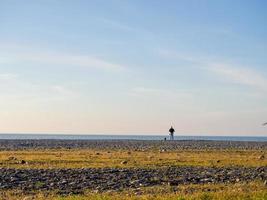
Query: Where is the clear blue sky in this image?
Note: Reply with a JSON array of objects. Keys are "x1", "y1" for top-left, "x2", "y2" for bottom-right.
[{"x1": 0, "y1": 0, "x2": 266, "y2": 135}]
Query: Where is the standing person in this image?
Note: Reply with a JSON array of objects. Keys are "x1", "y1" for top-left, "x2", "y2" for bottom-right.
[{"x1": 169, "y1": 126, "x2": 175, "y2": 140}]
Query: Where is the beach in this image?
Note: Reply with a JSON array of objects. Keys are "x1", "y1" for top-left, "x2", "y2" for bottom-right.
[
  {"x1": 0, "y1": 139, "x2": 266, "y2": 199},
  {"x1": 0, "y1": 139, "x2": 266, "y2": 150}
]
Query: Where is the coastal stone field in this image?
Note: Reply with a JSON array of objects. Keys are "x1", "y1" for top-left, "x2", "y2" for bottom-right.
[
  {"x1": 0, "y1": 140, "x2": 266, "y2": 200},
  {"x1": 0, "y1": 167, "x2": 266, "y2": 194},
  {"x1": 0, "y1": 139, "x2": 266, "y2": 150}
]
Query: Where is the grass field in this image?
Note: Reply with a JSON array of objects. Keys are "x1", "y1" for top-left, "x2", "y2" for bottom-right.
[{"x1": 0, "y1": 149, "x2": 266, "y2": 169}]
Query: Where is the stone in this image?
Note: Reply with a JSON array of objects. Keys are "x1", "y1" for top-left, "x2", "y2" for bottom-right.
[
  {"x1": 8, "y1": 156, "x2": 17, "y2": 161},
  {"x1": 168, "y1": 180, "x2": 179, "y2": 186},
  {"x1": 121, "y1": 160, "x2": 128, "y2": 164},
  {"x1": 20, "y1": 160, "x2": 27, "y2": 164}
]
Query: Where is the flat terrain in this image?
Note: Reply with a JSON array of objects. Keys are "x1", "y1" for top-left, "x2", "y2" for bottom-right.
[
  {"x1": 0, "y1": 140, "x2": 266, "y2": 200},
  {"x1": 0, "y1": 139, "x2": 266, "y2": 150},
  {"x1": 0, "y1": 149, "x2": 266, "y2": 168},
  {"x1": 1, "y1": 182, "x2": 266, "y2": 200}
]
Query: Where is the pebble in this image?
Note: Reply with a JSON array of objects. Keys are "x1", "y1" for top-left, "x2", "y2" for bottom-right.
[
  {"x1": 0, "y1": 167, "x2": 265, "y2": 194},
  {"x1": 0, "y1": 140, "x2": 266, "y2": 151},
  {"x1": 20, "y1": 160, "x2": 27, "y2": 164},
  {"x1": 121, "y1": 160, "x2": 128, "y2": 165}
]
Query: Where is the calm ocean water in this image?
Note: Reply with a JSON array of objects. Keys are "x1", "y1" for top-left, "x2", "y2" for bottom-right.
[{"x1": 0, "y1": 134, "x2": 266, "y2": 141}]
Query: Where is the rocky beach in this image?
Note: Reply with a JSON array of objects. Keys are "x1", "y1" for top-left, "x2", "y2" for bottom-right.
[
  {"x1": 0, "y1": 139, "x2": 266, "y2": 150},
  {"x1": 0, "y1": 166, "x2": 266, "y2": 195},
  {"x1": 0, "y1": 139, "x2": 266, "y2": 199}
]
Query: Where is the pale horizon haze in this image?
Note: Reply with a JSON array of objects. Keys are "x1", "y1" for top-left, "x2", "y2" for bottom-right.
[{"x1": 0, "y1": 0, "x2": 267, "y2": 136}]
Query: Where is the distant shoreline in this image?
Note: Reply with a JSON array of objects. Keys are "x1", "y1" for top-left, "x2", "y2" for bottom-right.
[
  {"x1": 0, "y1": 139, "x2": 266, "y2": 150},
  {"x1": 0, "y1": 134, "x2": 266, "y2": 142}
]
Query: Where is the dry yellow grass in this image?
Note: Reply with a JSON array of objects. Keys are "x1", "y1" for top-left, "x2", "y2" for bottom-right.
[
  {"x1": 0, "y1": 182, "x2": 266, "y2": 200},
  {"x1": 0, "y1": 149, "x2": 266, "y2": 168},
  {"x1": 0, "y1": 149, "x2": 266, "y2": 199}
]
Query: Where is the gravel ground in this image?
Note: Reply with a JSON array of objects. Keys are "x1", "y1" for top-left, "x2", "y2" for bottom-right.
[
  {"x1": 0, "y1": 140, "x2": 266, "y2": 194},
  {"x1": 0, "y1": 139, "x2": 266, "y2": 150},
  {"x1": 0, "y1": 166, "x2": 266, "y2": 194}
]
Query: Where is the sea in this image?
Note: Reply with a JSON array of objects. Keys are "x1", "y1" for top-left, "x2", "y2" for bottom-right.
[{"x1": 0, "y1": 134, "x2": 266, "y2": 141}]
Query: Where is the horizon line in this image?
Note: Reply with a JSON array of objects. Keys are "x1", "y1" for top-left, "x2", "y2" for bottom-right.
[{"x1": 0, "y1": 132, "x2": 266, "y2": 137}]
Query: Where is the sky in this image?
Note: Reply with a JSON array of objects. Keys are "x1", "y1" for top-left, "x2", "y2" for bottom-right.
[{"x1": 0, "y1": 0, "x2": 267, "y2": 136}]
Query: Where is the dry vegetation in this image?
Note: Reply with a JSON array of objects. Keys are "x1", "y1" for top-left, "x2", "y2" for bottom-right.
[
  {"x1": 0, "y1": 149, "x2": 266, "y2": 169},
  {"x1": 0, "y1": 148, "x2": 266, "y2": 199}
]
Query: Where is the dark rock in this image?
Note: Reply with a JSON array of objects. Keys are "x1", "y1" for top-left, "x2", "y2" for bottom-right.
[
  {"x1": 121, "y1": 160, "x2": 128, "y2": 165},
  {"x1": 20, "y1": 160, "x2": 27, "y2": 164},
  {"x1": 168, "y1": 180, "x2": 179, "y2": 186}
]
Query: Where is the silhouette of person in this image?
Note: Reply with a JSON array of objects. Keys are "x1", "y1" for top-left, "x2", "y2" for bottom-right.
[{"x1": 169, "y1": 126, "x2": 175, "y2": 140}]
